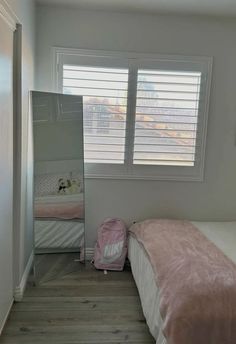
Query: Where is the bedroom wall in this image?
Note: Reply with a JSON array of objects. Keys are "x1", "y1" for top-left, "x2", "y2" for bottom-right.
[
  {"x1": 34, "y1": 122, "x2": 84, "y2": 162},
  {"x1": 35, "y1": 5, "x2": 236, "y2": 247},
  {"x1": 4, "y1": 0, "x2": 35, "y2": 288},
  {"x1": 32, "y1": 92, "x2": 84, "y2": 162}
]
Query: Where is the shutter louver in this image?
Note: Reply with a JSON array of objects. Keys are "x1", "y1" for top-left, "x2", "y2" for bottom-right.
[
  {"x1": 63, "y1": 65, "x2": 129, "y2": 164},
  {"x1": 134, "y1": 70, "x2": 201, "y2": 166}
]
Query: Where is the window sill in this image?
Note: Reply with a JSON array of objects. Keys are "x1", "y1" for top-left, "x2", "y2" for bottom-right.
[{"x1": 84, "y1": 172, "x2": 204, "y2": 182}]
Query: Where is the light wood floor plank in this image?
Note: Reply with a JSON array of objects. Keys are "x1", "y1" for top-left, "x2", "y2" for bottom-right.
[{"x1": 0, "y1": 253, "x2": 155, "y2": 344}]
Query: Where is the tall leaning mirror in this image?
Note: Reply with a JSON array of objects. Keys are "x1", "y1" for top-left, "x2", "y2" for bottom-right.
[{"x1": 32, "y1": 91, "x2": 85, "y2": 280}]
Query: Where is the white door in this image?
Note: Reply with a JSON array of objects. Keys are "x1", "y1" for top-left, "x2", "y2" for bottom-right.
[{"x1": 0, "y1": 14, "x2": 14, "y2": 332}]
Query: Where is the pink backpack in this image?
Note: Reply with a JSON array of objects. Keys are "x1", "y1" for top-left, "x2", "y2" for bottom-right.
[{"x1": 93, "y1": 218, "x2": 127, "y2": 271}]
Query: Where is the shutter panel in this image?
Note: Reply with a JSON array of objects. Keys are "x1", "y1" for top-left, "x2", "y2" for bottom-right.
[
  {"x1": 63, "y1": 65, "x2": 129, "y2": 164},
  {"x1": 133, "y1": 69, "x2": 201, "y2": 166}
]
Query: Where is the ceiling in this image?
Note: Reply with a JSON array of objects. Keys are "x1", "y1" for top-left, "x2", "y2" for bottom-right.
[{"x1": 36, "y1": 0, "x2": 236, "y2": 17}]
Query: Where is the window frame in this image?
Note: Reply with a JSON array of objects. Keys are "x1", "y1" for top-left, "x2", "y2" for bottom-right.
[{"x1": 52, "y1": 47, "x2": 213, "y2": 181}]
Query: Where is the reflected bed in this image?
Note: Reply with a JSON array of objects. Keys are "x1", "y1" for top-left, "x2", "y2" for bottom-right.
[
  {"x1": 35, "y1": 193, "x2": 84, "y2": 220},
  {"x1": 34, "y1": 193, "x2": 84, "y2": 252},
  {"x1": 35, "y1": 219, "x2": 84, "y2": 252}
]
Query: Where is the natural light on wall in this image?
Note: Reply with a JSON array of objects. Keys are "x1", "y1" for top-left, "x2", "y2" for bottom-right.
[
  {"x1": 134, "y1": 70, "x2": 201, "y2": 166},
  {"x1": 63, "y1": 65, "x2": 129, "y2": 164}
]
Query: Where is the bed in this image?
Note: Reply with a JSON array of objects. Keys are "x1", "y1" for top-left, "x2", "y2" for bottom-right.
[
  {"x1": 34, "y1": 159, "x2": 85, "y2": 253},
  {"x1": 34, "y1": 219, "x2": 84, "y2": 252},
  {"x1": 128, "y1": 220, "x2": 236, "y2": 344},
  {"x1": 35, "y1": 193, "x2": 84, "y2": 220},
  {"x1": 34, "y1": 192, "x2": 84, "y2": 253}
]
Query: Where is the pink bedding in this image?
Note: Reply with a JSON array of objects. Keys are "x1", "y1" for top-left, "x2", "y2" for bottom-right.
[
  {"x1": 129, "y1": 219, "x2": 236, "y2": 344},
  {"x1": 35, "y1": 201, "x2": 84, "y2": 220}
]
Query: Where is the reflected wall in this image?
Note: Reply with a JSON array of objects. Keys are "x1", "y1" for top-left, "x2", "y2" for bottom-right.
[{"x1": 32, "y1": 91, "x2": 85, "y2": 259}]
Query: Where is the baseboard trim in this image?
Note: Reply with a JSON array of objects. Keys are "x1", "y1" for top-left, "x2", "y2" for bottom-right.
[
  {"x1": 14, "y1": 251, "x2": 34, "y2": 302},
  {"x1": 0, "y1": 299, "x2": 13, "y2": 335},
  {"x1": 86, "y1": 247, "x2": 94, "y2": 261}
]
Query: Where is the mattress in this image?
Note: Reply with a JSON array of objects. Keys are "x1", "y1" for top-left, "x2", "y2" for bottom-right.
[
  {"x1": 35, "y1": 219, "x2": 84, "y2": 249},
  {"x1": 128, "y1": 221, "x2": 236, "y2": 344},
  {"x1": 34, "y1": 193, "x2": 84, "y2": 220}
]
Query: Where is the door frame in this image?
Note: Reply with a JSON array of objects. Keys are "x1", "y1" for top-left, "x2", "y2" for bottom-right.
[{"x1": 0, "y1": 0, "x2": 22, "y2": 300}]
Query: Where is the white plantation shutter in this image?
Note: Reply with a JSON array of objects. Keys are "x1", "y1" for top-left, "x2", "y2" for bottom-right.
[
  {"x1": 56, "y1": 48, "x2": 212, "y2": 180},
  {"x1": 63, "y1": 65, "x2": 129, "y2": 164},
  {"x1": 134, "y1": 70, "x2": 201, "y2": 166}
]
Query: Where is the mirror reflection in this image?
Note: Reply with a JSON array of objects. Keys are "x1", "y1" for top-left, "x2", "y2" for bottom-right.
[{"x1": 32, "y1": 91, "x2": 85, "y2": 265}]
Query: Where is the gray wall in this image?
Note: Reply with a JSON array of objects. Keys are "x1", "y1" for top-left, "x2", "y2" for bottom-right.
[
  {"x1": 32, "y1": 92, "x2": 84, "y2": 162},
  {"x1": 34, "y1": 122, "x2": 84, "y2": 161},
  {"x1": 35, "y1": 5, "x2": 236, "y2": 247},
  {"x1": 6, "y1": 0, "x2": 35, "y2": 287}
]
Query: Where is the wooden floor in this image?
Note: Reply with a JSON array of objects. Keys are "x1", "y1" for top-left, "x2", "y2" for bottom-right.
[{"x1": 1, "y1": 253, "x2": 155, "y2": 343}]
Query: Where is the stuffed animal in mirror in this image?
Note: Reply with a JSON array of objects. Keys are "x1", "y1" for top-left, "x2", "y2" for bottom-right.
[
  {"x1": 68, "y1": 178, "x2": 82, "y2": 194},
  {"x1": 58, "y1": 178, "x2": 70, "y2": 194}
]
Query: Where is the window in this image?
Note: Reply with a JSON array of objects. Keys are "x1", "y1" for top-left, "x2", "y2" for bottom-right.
[{"x1": 54, "y1": 48, "x2": 212, "y2": 180}]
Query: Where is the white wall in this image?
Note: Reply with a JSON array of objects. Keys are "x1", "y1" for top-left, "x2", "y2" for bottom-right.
[
  {"x1": 0, "y1": 9, "x2": 15, "y2": 330},
  {"x1": 5, "y1": 0, "x2": 35, "y2": 288},
  {"x1": 33, "y1": 92, "x2": 84, "y2": 162},
  {"x1": 35, "y1": 6, "x2": 236, "y2": 247}
]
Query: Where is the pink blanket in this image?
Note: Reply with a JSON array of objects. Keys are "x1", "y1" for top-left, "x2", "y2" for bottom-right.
[
  {"x1": 129, "y1": 219, "x2": 236, "y2": 344},
  {"x1": 35, "y1": 201, "x2": 84, "y2": 220}
]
